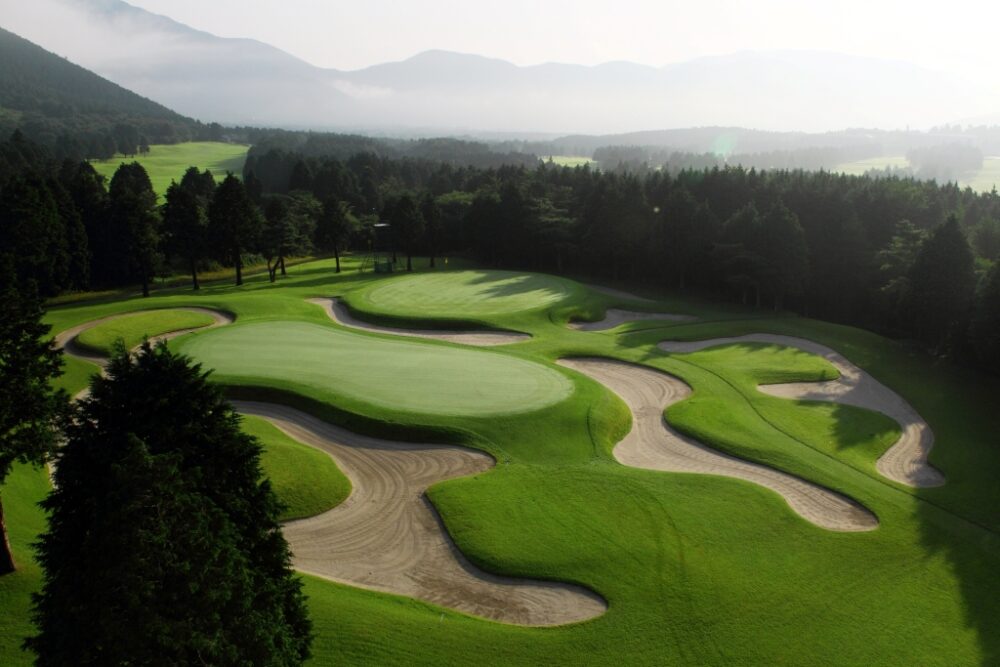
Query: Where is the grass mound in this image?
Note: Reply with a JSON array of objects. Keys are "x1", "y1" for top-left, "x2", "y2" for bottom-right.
[
  {"x1": 75, "y1": 309, "x2": 216, "y2": 355},
  {"x1": 177, "y1": 321, "x2": 573, "y2": 417},
  {"x1": 241, "y1": 415, "x2": 351, "y2": 522},
  {"x1": 351, "y1": 270, "x2": 580, "y2": 319}
]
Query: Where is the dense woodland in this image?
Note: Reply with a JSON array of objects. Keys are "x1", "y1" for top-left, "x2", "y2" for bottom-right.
[{"x1": 1, "y1": 129, "x2": 999, "y2": 374}]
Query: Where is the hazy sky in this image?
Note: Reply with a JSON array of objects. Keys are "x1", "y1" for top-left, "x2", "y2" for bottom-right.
[{"x1": 125, "y1": 0, "x2": 1000, "y2": 81}]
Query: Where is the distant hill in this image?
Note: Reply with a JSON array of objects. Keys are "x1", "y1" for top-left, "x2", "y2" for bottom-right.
[
  {"x1": 4, "y1": 0, "x2": 996, "y2": 135},
  {"x1": 0, "y1": 25, "x2": 205, "y2": 158}
]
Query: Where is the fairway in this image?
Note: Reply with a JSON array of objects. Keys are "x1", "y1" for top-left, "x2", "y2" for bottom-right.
[
  {"x1": 90, "y1": 141, "x2": 249, "y2": 196},
  {"x1": 177, "y1": 321, "x2": 573, "y2": 416},
  {"x1": 352, "y1": 270, "x2": 580, "y2": 318}
]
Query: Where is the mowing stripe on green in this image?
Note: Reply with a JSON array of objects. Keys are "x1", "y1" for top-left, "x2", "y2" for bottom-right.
[{"x1": 178, "y1": 321, "x2": 573, "y2": 416}]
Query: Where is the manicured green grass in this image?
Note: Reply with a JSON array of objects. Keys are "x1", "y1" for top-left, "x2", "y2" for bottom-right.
[
  {"x1": 90, "y1": 141, "x2": 249, "y2": 196},
  {"x1": 178, "y1": 321, "x2": 573, "y2": 417},
  {"x1": 74, "y1": 308, "x2": 216, "y2": 356},
  {"x1": 240, "y1": 415, "x2": 351, "y2": 522},
  {"x1": 349, "y1": 269, "x2": 582, "y2": 320},
  {"x1": 9, "y1": 258, "x2": 998, "y2": 665}
]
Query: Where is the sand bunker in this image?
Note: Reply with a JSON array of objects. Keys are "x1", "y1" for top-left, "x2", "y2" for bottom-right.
[
  {"x1": 559, "y1": 358, "x2": 878, "y2": 532},
  {"x1": 310, "y1": 298, "x2": 530, "y2": 346},
  {"x1": 570, "y1": 308, "x2": 697, "y2": 332},
  {"x1": 233, "y1": 401, "x2": 607, "y2": 626},
  {"x1": 658, "y1": 335, "x2": 944, "y2": 488}
]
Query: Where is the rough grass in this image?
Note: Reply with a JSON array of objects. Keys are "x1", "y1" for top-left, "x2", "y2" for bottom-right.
[
  {"x1": 240, "y1": 415, "x2": 351, "y2": 522},
  {"x1": 74, "y1": 309, "x2": 216, "y2": 355},
  {"x1": 90, "y1": 141, "x2": 249, "y2": 197},
  {"x1": 6, "y1": 258, "x2": 996, "y2": 665}
]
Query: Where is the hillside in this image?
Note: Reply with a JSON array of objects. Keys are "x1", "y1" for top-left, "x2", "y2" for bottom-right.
[
  {"x1": 3, "y1": 0, "x2": 994, "y2": 134},
  {"x1": 0, "y1": 25, "x2": 205, "y2": 158}
]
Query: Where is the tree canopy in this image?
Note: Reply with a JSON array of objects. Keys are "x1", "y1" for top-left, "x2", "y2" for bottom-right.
[{"x1": 27, "y1": 343, "x2": 312, "y2": 665}]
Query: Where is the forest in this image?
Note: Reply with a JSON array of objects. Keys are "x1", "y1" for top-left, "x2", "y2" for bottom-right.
[{"x1": 2, "y1": 130, "x2": 998, "y2": 374}]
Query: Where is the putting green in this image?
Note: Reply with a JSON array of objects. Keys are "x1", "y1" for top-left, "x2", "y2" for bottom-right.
[
  {"x1": 353, "y1": 270, "x2": 579, "y2": 318},
  {"x1": 178, "y1": 322, "x2": 573, "y2": 416},
  {"x1": 75, "y1": 309, "x2": 217, "y2": 355}
]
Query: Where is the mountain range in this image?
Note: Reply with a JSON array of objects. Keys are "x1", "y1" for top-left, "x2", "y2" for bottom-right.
[{"x1": 2, "y1": 0, "x2": 997, "y2": 135}]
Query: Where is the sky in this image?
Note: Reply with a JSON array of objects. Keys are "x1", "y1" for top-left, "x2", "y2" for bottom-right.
[{"x1": 123, "y1": 0, "x2": 1000, "y2": 83}]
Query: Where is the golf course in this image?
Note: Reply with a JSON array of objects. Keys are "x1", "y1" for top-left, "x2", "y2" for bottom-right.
[{"x1": 4, "y1": 257, "x2": 1000, "y2": 665}]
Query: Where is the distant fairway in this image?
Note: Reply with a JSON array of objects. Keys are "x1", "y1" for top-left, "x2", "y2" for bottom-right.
[
  {"x1": 178, "y1": 321, "x2": 573, "y2": 416},
  {"x1": 91, "y1": 141, "x2": 249, "y2": 196},
  {"x1": 545, "y1": 155, "x2": 595, "y2": 168},
  {"x1": 352, "y1": 270, "x2": 580, "y2": 319},
  {"x1": 834, "y1": 155, "x2": 1000, "y2": 192}
]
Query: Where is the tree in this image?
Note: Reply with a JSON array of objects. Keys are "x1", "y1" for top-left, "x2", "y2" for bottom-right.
[
  {"x1": 0, "y1": 176, "x2": 70, "y2": 296},
  {"x1": 420, "y1": 193, "x2": 442, "y2": 268},
  {"x1": 759, "y1": 201, "x2": 808, "y2": 310},
  {"x1": 108, "y1": 162, "x2": 159, "y2": 297},
  {"x1": 27, "y1": 343, "x2": 312, "y2": 664},
  {"x1": 260, "y1": 193, "x2": 316, "y2": 282},
  {"x1": 902, "y1": 215, "x2": 976, "y2": 351},
  {"x1": 0, "y1": 269, "x2": 66, "y2": 574},
  {"x1": 208, "y1": 174, "x2": 262, "y2": 286},
  {"x1": 715, "y1": 203, "x2": 766, "y2": 306},
  {"x1": 972, "y1": 263, "x2": 1000, "y2": 374},
  {"x1": 386, "y1": 194, "x2": 424, "y2": 271},
  {"x1": 316, "y1": 198, "x2": 357, "y2": 273},
  {"x1": 162, "y1": 178, "x2": 208, "y2": 290}
]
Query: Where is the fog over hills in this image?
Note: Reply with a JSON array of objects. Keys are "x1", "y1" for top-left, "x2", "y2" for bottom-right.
[{"x1": 3, "y1": 0, "x2": 997, "y2": 135}]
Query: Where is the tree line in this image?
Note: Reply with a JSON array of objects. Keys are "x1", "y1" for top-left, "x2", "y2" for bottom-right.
[
  {"x1": 240, "y1": 146, "x2": 1000, "y2": 372},
  {"x1": 3, "y1": 129, "x2": 999, "y2": 372}
]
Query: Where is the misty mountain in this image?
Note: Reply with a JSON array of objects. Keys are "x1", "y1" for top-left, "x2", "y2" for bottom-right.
[
  {"x1": 0, "y1": 25, "x2": 203, "y2": 156},
  {"x1": 2, "y1": 0, "x2": 994, "y2": 135}
]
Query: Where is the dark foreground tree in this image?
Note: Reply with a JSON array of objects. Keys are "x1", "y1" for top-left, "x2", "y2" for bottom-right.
[
  {"x1": 0, "y1": 269, "x2": 66, "y2": 574},
  {"x1": 27, "y1": 343, "x2": 312, "y2": 665}
]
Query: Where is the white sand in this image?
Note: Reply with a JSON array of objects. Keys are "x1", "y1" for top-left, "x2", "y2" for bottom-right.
[
  {"x1": 658, "y1": 335, "x2": 945, "y2": 488},
  {"x1": 559, "y1": 358, "x2": 879, "y2": 532}
]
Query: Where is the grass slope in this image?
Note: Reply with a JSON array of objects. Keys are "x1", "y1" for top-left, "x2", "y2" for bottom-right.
[
  {"x1": 90, "y1": 142, "x2": 249, "y2": 196},
  {"x1": 4, "y1": 259, "x2": 995, "y2": 665},
  {"x1": 75, "y1": 308, "x2": 216, "y2": 355},
  {"x1": 240, "y1": 415, "x2": 351, "y2": 522}
]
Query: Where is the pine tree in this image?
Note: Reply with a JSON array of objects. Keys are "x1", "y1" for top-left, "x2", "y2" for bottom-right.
[
  {"x1": 972, "y1": 264, "x2": 1000, "y2": 373},
  {"x1": 903, "y1": 215, "x2": 976, "y2": 351},
  {"x1": 209, "y1": 174, "x2": 262, "y2": 286},
  {"x1": 27, "y1": 343, "x2": 312, "y2": 665}
]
